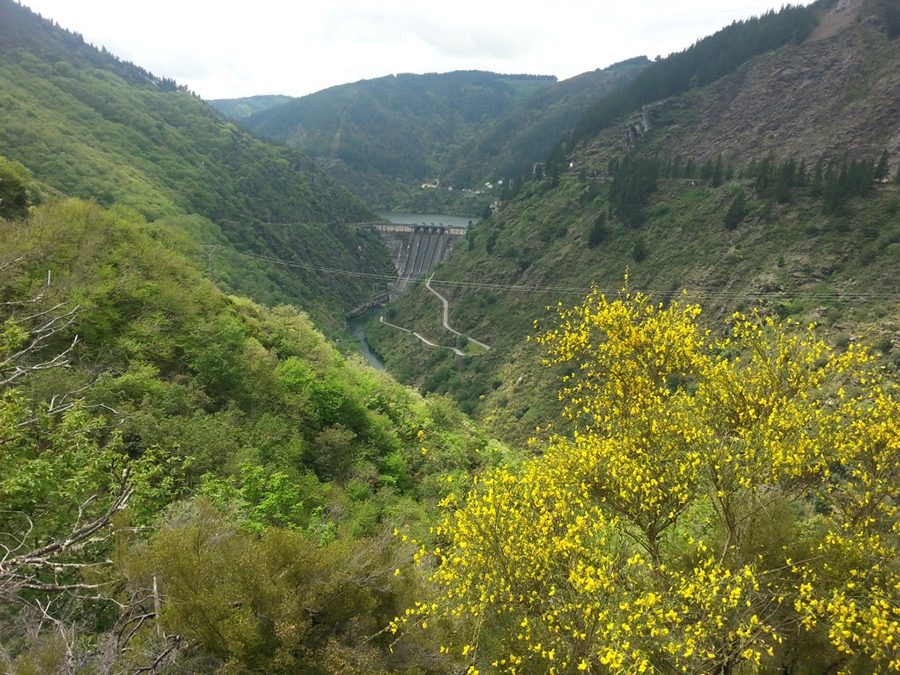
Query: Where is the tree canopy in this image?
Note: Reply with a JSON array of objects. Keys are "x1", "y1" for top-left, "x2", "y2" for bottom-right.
[{"x1": 396, "y1": 286, "x2": 900, "y2": 674}]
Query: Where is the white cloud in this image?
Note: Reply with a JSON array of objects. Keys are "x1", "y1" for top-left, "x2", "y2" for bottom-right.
[{"x1": 21, "y1": 0, "x2": 816, "y2": 99}]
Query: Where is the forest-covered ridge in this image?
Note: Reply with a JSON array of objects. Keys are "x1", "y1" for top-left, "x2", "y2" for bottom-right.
[
  {"x1": 439, "y1": 57, "x2": 652, "y2": 188},
  {"x1": 208, "y1": 94, "x2": 295, "y2": 120},
  {"x1": 0, "y1": 0, "x2": 393, "y2": 335},
  {"x1": 236, "y1": 66, "x2": 646, "y2": 213},
  {"x1": 237, "y1": 70, "x2": 560, "y2": 212}
]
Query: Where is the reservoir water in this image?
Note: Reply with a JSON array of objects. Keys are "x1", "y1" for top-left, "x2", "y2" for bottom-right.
[{"x1": 376, "y1": 211, "x2": 477, "y2": 229}]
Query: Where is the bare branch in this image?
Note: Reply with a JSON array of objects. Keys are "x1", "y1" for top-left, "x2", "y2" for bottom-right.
[
  {"x1": 130, "y1": 635, "x2": 182, "y2": 674},
  {"x1": 0, "y1": 481, "x2": 134, "y2": 597},
  {"x1": 21, "y1": 581, "x2": 106, "y2": 592},
  {"x1": 0, "y1": 303, "x2": 81, "y2": 388},
  {"x1": 0, "y1": 254, "x2": 29, "y2": 275}
]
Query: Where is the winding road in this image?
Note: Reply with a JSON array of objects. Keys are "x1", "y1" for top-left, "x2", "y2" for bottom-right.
[
  {"x1": 379, "y1": 315, "x2": 466, "y2": 356},
  {"x1": 425, "y1": 274, "x2": 491, "y2": 351},
  {"x1": 377, "y1": 277, "x2": 491, "y2": 357}
]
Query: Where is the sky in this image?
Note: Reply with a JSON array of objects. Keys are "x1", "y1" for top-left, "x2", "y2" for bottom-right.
[{"x1": 22, "y1": 0, "x2": 815, "y2": 101}]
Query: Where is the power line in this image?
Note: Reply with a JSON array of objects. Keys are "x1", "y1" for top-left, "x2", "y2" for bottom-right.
[{"x1": 202, "y1": 245, "x2": 900, "y2": 304}]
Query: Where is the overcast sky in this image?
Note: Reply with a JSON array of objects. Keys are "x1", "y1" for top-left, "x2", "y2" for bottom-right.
[{"x1": 22, "y1": 0, "x2": 815, "y2": 101}]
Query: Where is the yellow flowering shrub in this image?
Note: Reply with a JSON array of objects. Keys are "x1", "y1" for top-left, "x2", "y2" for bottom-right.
[{"x1": 393, "y1": 288, "x2": 900, "y2": 674}]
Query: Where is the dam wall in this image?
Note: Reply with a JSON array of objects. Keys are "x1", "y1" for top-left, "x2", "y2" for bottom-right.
[{"x1": 374, "y1": 224, "x2": 464, "y2": 297}]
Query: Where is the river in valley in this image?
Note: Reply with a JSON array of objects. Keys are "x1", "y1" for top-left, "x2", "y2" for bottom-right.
[{"x1": 349, "y1": 308, "x2": 386, "y2": 371}]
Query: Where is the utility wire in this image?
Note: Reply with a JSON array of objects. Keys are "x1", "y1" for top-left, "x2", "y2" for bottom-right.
[{"x1": 202, "y1": 245, "x2": 900, "y2": 304}]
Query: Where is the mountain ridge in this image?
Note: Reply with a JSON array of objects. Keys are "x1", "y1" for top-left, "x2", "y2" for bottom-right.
[
  {"x1": 0, "y1": 0, "x2": 392, "y2": 333},
  {"x1": 236, "y1": 66, "x2": 646, "y2": 212}
]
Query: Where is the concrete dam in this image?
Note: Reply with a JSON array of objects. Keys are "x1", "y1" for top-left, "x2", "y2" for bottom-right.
[
  {"x1": 373, "y1": 223, "x2": 466, "y2": 297},
  {"x1": 347, "y1": 222, "x2": 467, "y2": 317}
]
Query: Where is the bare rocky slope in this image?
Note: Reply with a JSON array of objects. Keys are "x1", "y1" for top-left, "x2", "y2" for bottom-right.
[{"x1": 586, "y1": 0, "x2": 899, "y2": 167}]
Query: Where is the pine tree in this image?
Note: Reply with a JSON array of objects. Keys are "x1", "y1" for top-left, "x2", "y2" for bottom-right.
[
  {"x1": 712, "y1": 155, "x2": 725, "y2": 187},
  {"x1": 875, "y1": 150, "x2": 890, "y2": 181},
  {"x1": 724, "y1": 190, "x2": 747, "y2": 230},
  {"x1": 811, "y1": 158, "x2": 824, "y2": 197},
  {"x1": 588, "y1": 212, "x2": 608, "y2": 248}
]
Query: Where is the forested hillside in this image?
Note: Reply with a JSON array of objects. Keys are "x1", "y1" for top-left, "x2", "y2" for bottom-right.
[
  {"x1": 369, "y1": 0, "x2": 900, "y2": 440},
  {"x1": 240, "y1": 71, "x2": 557, "y2": 211},
  {"x1": 0, "y1": 196, "x2": 509, "y2": 674},
  {"x1": 0, "y1": 5, "x2": 507, "y2": 671},
  {"x1": 3, "y1": 0, "x2": 900, "y2": 672},
  {"x1": 208, "y1": 94, "x2": 295, "y2": 119},
  {"x1": 238, "y1": 65, "x2": 652, "y2": 214},
  {"x1": 440, "y1": 57, "x2": 650, "y2": 188},
  {"x1": 0, "y1": 0, "x2": 392, "y2": 333}
]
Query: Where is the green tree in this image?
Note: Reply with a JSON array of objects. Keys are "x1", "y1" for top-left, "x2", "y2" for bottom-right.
[
  {"x1": 142, "y1": 502, "x2": 408, "y2": 675},
  {"x1": 712, "y1": 154, "x2": 725, "y2": 187},
  {"x1": 876, "y1": 149, "x2": 891, "y2": 181},
  {"x1": 0, "y1": 156, "x2": 32, "y2": 219},
  {"x1": 724, "y1": 190, "x2": 747, "y2": 230},
  {"x1": 587, "y1": 212, "x2": 608, "y2": 249},
  {"x1": 631, "y1": 235, "x2": 648, "y2": 261}
]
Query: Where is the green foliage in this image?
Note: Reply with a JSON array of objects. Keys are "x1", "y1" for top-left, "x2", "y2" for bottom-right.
[
  {"x1": 0, "y1": 198, "x2": 502, "y2": 671},
  {"x1": 724, "y1": 189, "x2": 747, "y2": 230},
  {"x1": 744, "y1": 154, "x2": 886, "y2": 216},
  {"x1": 0, "y1": 391, "x2": 122, "y2": 541},
  {"x1": 609, "y1": 156, "x2": 660, "y2": 227},
  {"x1": 137, "y1": 502, "x2": 411, "y2": 675},
  {"x1": 199, "y1": 464, "x2": 322, "y2": 533},
  {"x1": 0, "y1": 0, "x2": 392, "y2": 329},
  {"x1": 588, "y1": 212, "x2": 608, "y2": 248},
  {"x1": 0, "y1": 156, "x2": 33, "y2": 219},
  {"x1": 631, "y1": 235, "x2": 648, "y2": 261}
]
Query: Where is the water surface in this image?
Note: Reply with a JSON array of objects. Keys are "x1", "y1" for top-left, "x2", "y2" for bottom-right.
[
  {"x1": 349, "y1": 308, "x2": 386, "y2": 371},
  {"x1": 377, "y1": 211, "x2": 477, "y2": 229}
]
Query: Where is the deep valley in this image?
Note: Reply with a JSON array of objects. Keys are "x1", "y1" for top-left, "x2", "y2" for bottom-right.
[{"x1": 2, "y1": 0, "x2": 900, "y2": 673}]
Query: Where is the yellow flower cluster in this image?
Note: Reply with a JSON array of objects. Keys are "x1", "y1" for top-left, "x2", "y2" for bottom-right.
[{"x1": 393, "y1": 289, "x2": 900, "y2": 673}]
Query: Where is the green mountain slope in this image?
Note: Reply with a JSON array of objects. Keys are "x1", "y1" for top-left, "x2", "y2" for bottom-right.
[
  {"x1": 209, "y1": 94, "x2": 295, "y2": 119},
  {"x1": 441, "y1": 57, "x2": 650, "y2": 188},
  {"x1": 0, "y1": 0, "x2": 392, "y2": 333},
  {"x1": 241, "y1": 71, "x2": 559, "y2": 210},
  {"x1": 368, "y1": 0, "x2": 900, "y2": 443}
]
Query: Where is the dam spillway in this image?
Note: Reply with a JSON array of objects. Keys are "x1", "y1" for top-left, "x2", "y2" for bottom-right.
[{"x1": 372, "y1": 223, "x2": 465, "y2": 297}]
